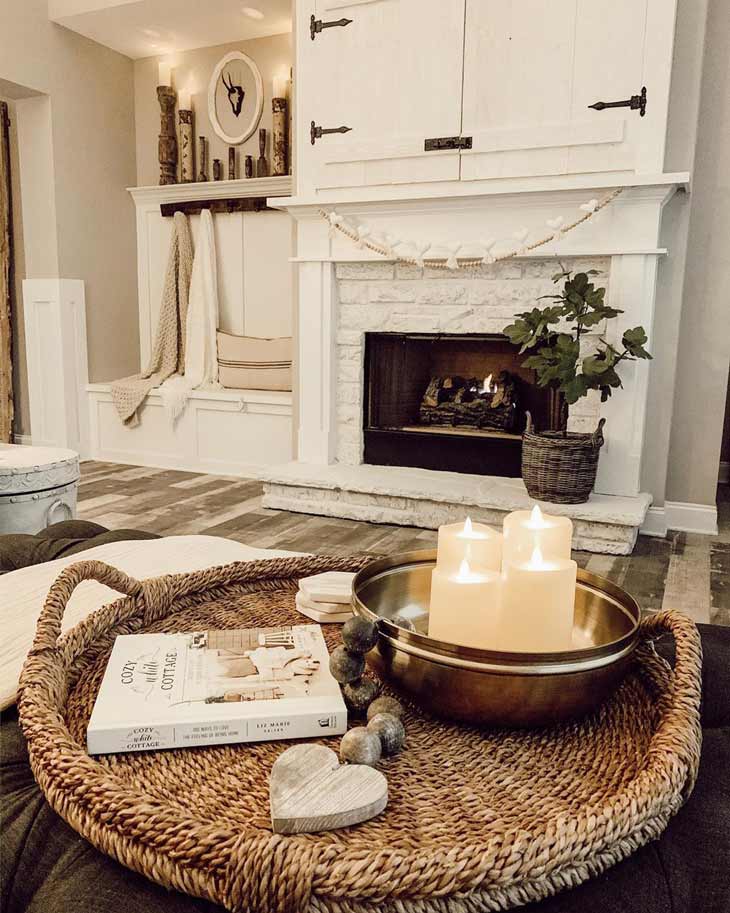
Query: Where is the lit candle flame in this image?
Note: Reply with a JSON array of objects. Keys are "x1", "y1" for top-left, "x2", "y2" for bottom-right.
[
  {"x1": 463, "y1": 516, "x2": 473, "y2": 536},
  {"x1": 530, "y1": 504, "x2": 543, "y2": 525},
  {"x1": 529, "y1": 543, "x2": 546, "y2": 569},
  {"x1": 458, "y1": 558, "x2": 472, "y2": 579}
]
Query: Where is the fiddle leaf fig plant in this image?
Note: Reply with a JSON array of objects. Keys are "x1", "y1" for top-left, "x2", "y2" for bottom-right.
[{"x1": 504, "y1": 268, "x2": 651, "y2": 431}]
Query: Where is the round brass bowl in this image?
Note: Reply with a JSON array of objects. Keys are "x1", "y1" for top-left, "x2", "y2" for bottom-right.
[{"x1": 352, "y1": 550, "x2": 641, "y2": 727}]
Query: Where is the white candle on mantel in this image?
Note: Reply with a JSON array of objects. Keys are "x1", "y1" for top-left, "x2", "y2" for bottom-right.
[
  {"x1": 158, "y1": 61, "x2": 172, "y2": 87},
  {"x1": 272, "y1": 72, "x2": 288, "y2": 99},
  {"x1": 436, "y1": 516, "x2": 502, "y2": 574},
  {"x1": 502, "y1": 504, "x2": 572, "y2": 566},
  {"x1": 178, "y1": 86, "x2": 192, "y2": 110},
  {"x1": 429, "y1": 559, "x2": 501, "y2": 648},
  {"x1": 498, "y1": 544, "x2": 577, "y2": 652}
]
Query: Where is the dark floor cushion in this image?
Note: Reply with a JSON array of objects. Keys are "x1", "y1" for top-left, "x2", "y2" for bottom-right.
[
  {"x1": 1, "y1": 626, "x2": 728, "y2": 913},
  {"x1": 0, "y1": 520, "x2": 160, "y2": 574}
]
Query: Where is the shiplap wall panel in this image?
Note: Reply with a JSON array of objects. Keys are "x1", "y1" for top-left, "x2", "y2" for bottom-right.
[{"x1": 136, "y1": 204, "x2": 293, "y2": 366}]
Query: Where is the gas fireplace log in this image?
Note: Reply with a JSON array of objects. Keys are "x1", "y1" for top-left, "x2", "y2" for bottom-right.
[{"x1": 418, "y1": 372, "x2": 519, "y2": 432}]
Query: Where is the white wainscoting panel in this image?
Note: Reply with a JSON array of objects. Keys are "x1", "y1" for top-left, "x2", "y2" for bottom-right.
[
  {"x1": 87, "y1": 384, "x2": 292, "y2": 477},
  {"x1": 22, "y1": 279, "x2": 89, "y2": 456}
]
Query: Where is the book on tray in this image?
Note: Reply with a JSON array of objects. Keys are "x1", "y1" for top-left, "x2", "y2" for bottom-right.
[{"x1": 87, "y1": 625, "x2": 347, "y2": 754}]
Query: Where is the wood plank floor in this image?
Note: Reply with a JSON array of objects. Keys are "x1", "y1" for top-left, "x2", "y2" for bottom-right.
[{"x1": 77, "y1": 461, "x2": 730, "y2": 626}]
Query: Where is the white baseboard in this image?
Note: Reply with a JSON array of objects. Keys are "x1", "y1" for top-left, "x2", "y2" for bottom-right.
[
  {"x1": 642, "y1": 501, "x2": 719, "y2": 537},
  {"x1": 720, "y1": 461, "x2": 729, "y2": 485},
  {"x1": 640, "y1": 506, "x2": 668, "y2": 538},
  {"x1": 12, "y1": 434, "x2": 32, "y2": 445}
]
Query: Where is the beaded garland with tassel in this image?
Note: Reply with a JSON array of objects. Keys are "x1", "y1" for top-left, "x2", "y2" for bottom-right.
[{"x1": 322, "y1": 188, "x2": 623, "y2": 271}]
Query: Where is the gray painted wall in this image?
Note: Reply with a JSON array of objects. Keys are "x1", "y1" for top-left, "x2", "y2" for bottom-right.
[
  {"x1": 0, "y1": 0, "x2": 139, "y2": 440},
  {"x1": 665, "y1": 0, "x2": 730, "y2": 506}
]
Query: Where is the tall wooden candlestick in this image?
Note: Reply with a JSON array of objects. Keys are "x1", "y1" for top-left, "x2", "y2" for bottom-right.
[
  {"x1": 197, "y1": 136, "x2": 208, "y2": 182},
  {"x1": 256, "y1": 128, "x2": 269, "y2": 177},
  {"x1": 272, "y1": 97, "x2": 288, "y2": 176},
  {"x1": 157, "y1": 86, "x2": 178, "y2": 185},
  {"x1": 228, "y1": 147, "x2": 236, "y2": 180},
  {"x1": 179, "y1": 109, "x2": 194, "y2": 183}
]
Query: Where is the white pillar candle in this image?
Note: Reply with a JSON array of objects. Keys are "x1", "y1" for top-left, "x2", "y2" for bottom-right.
[
  {"x1": 429, "y1": 559, "x2": 501, "y2": 648},
  {"x1": 436, "y1": 516, "x2": 502, "y2": 574},
  {"x1": 272, "y1": 72, "x2": 288, "y2": 99},
  {"x1": 158, "y1": 61, "x2": 172, "y2": 87},
  {"x1": 178, "y1": 86, "x2": 192, "y2": 110},
  {"x1": 502, "y1": 504, "x2": 572, "y2": 566},
  {"x1": 498, "y1": 545, "x2": 577, "y2": 652}
]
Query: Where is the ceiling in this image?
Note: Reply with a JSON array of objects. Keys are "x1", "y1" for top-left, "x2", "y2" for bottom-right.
[{"x1": 49, "y1": 0, "x2": 292, "y2": 60}]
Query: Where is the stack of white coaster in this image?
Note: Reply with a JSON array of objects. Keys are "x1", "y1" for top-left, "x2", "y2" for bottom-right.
[{"x1": 295, "y1": 571, "x2": 356, "y2": 624}]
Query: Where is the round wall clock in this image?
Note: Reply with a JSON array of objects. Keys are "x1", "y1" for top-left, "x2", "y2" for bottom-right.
[{"x1": 207, "y1": 50, "x2": 264, "y2": 145}]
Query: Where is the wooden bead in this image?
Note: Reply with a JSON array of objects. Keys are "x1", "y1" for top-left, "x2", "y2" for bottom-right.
[
  {"x1": 329, "y1": 646, "x2": 365, "y2": 684},
  {"x1": 342, "y1": 677, "x2": 380, "y2": 715},
  {"x1": 366, "y1": 696, "x2": 405, "y2": 722},
  {"x1": 340, "y1": 727, "x2": 382, "y2": 766},
  {"x1": 342, "y1": 616, "x2": 379, "y2": 654},
  {"x1": 367, "y1": 712, "x2": 406, "y2": 756}
]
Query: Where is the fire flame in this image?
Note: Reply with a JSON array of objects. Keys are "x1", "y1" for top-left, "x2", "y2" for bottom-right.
[
  {"x1": 529, "y1": 543, "x2": 546, "y2": 569},
  {"x1": 482, "y1": 374, "x2": 494, "y2": 394}
]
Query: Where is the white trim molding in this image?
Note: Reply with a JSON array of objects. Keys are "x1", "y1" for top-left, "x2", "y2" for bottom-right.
[
  {"x1": 22, "y1": 279, "x2": 90, "y2": 457},
  {"x1": 641, "y1": 502, "x2": 719, "y2": 537}
]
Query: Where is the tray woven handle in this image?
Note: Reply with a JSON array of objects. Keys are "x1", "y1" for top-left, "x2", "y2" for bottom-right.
[
  {"x1": 30, "y1": 559, "x2": 145, "y2": 656},
  {"x1": 638, "y1": 609, "x2": 703, "y2": 785}
]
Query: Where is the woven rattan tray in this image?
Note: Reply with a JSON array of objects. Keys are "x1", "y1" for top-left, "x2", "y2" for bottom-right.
[{"x1": 18, "y1": 557, "x2": 702, "y2": 913}]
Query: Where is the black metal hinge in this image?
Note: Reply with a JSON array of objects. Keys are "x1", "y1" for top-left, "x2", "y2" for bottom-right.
[
  {"x1": 424, "y1": 136, "x2": 473, "y2": 152},
  {"x1": 311, "y1": 121, "x2": 353, "y2": 145},
  {"x1": 589, "y1": 86, "x2": 647, "y2": 117},
  {"x1": 310, "y1": 14, "x2": 353, "y2": 40}
]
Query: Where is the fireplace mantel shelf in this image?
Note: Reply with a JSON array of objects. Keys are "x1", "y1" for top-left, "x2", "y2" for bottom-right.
[{"x1": 270, "y1": 171, "x2": 689, "y2": 214}]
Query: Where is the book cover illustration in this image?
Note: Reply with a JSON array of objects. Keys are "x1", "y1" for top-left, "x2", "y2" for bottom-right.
[{"x1": 87, "y1": 625, "x2": 347, "y2": 754}]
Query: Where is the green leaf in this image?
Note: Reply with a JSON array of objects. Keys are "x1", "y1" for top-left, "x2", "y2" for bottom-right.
[
  {"x1": 582, "y1": 354, "x2": 610, "y2": 376},
  {"x1": 580, "y1": 311, "x2": 608, "y2": 327},
  {"x1": 561, "y1": 374, "x2": 589, "y2": 404},
  {"x1": 622, "y1": 326, "x2": 652, "y2": 359}
]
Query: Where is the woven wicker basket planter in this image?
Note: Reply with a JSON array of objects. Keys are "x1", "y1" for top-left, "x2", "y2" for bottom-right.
[
  {"x1": 522, "y1": 411, "x2": 606, "y2": 504},
  {"x1": 18, "y1": 557, "x2": 702, "y2": 913}
]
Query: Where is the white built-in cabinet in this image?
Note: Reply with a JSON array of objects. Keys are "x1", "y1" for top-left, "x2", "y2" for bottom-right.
[{"x1": 299, "y1": 0, "x2": 678, "y2": 191}]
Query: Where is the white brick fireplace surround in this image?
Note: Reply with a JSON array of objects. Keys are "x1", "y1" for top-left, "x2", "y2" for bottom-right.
[{"x1": 263, "y1": 180, "x2": 688, "y2": 554}]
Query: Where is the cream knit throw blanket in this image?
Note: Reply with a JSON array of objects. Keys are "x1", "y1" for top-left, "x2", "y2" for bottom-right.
[
  {"x1": 158, "y1": 208, "x2": 220, "y2": 421},
  {"x1": 111, "y1": 211, "x2": 194, "y2": 426}
]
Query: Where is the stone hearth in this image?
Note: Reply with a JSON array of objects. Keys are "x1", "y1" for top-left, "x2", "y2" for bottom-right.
[{"x1": 262, "y1": 463, "x2": 652, "y2": 555}]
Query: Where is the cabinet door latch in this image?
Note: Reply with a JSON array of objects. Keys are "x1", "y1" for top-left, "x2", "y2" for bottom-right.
[
  {"x1": 311, "y1": 121, "x2": 353, "y2": 145},
  {"x1": 589, "y1": 86, "x2": 647, "y2": 117},
  {"x1": 424, "y1": 136, "x2": 473, "y2": 152},
  {"x1": 310, "y1": 14, "x2": 353, "y2": 40}
]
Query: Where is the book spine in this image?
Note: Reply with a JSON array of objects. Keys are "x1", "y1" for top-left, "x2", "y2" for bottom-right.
[{"x1": 87, "y1": 709, "x2": 348, "y2": 755}]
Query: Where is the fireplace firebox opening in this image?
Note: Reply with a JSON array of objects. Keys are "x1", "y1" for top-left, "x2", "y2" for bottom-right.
[{"x1": 363, "y1": 332, "x2": 558, "y2": 477}]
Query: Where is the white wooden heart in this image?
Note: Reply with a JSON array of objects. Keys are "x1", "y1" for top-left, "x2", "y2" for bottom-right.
[{"x1": 270, "y1": 743, "x2": 388, "y2": 834}]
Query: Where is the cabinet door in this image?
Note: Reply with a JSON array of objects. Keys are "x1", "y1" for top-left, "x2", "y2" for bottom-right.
[
  {"x1": 461, "y1": 0, "x2": 659, "y2": 181},
  {"x1": 308, "y1": 0, "x2": 466, "y2": 189}
]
